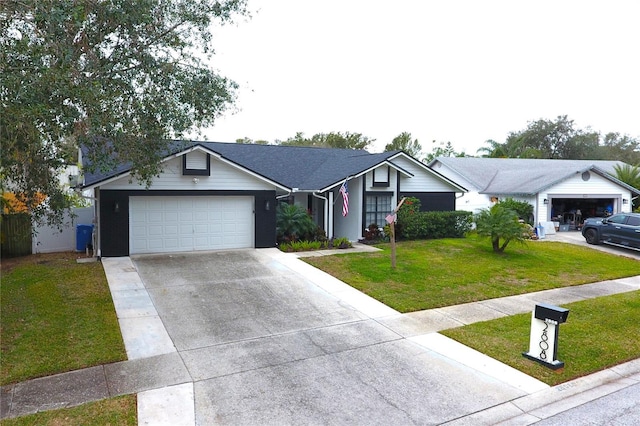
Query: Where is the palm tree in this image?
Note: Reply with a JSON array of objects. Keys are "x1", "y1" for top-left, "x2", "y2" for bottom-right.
[
  {"x1": 614, "y1": 164, "x2": 640, "y2": 188},
  {"x1": 475, "y1": 204, "x2": 528, "y2": 253},
  {"x1": 614, "y1": 164, "x2": 640, "y2": 210},
  {"x1": 476, "y1": 139, "x2": 508, "y2": 158}
]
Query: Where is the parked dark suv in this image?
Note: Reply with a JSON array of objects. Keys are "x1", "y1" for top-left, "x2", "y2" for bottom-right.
[{"x1": 581, "y1": 212, "x2": 640, "y2": 250}]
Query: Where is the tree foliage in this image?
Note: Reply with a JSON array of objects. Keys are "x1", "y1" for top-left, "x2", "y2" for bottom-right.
[
  {"x1": 475, "y1": 204, "x2": 528, "y2": 253},
  {"x1": 500, "y1": 115, "x2": 599, "y2": 159},
  {"x1": 423, "y1": 140, "x2": 466, "y2": 163},
  {"x1": 384, "y1": 132, "x2": 422, "y2": 158},
  {"x1": 598, "y1": 133, "x2": 640, "y2": 164},
  {"x1": 1, "y1": 0, "x2": 247, "y2": 223},
  {"x1": 277, "y1": 131, "x2": 374, "y2": 150},
  {"x1": 477, "y1": 116, "x2": 639, "y2": 163},
  {"x1": 235, "y1": 137, "x2": 269, "y2": 145}
]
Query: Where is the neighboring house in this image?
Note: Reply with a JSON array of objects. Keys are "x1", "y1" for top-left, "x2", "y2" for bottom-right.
[
  {"x1": 80, "y1": 141, "x2": 466, "y2": 257},
  {"x1": 429, "y1": 157, "x2": 639, "y2": 228}
]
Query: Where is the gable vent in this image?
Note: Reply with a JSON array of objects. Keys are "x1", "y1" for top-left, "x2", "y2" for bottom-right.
[{"x1": 183, "y1": 151, "x2": 211, "y2": 176}]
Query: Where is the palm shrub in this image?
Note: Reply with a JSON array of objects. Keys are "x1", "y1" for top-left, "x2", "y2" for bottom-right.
[
  {"x1": 276, "y1": 203, "x2": 316, "y2": 244},
  {"x1": 475, "y1": 203, "x2": 528, "y2": 253}
]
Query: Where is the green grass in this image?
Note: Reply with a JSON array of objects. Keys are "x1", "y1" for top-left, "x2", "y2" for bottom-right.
[
  {"x1": 304, "y1": 237, "x2": 640, "y2": 312},
  {"x1": 0, "y1": 394, "x2": 137, "y2": 426},
  {"x1": 441, "y1": 291, "x2": 640, "y2": 386},
  {"x1": 1, "y1": 253, "x2": 127, "y2": 386}
]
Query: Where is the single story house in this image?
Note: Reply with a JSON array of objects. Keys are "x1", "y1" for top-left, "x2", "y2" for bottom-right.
[
  {"x1": 80, "y1": 141, "x2": 466, "y2": 257},
  {"x1": 428, "y1": 157, "x2": 639, "y2": 229}
]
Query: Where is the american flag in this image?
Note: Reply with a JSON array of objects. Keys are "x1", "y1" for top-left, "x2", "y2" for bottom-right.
[{"x1": 339, "y1": 180, "x2": 349, "y2": 216}]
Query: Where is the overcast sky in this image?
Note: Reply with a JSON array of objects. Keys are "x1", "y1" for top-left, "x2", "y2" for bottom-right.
[{"x1": 203, "y1": 0, "x2": 640, "y2": 156}]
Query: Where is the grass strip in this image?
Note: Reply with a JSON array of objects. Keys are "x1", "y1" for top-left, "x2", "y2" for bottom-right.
[
  {"x1": 0, "y1": 395, "x2": 137, "y2": 426},
  {"x1": 1, "y1": 253, "x2": 127, "y2": 386},
  {"x1": 304, "y1": 237, "x2": 640, "y2": 312},
  {"x1": 441, "y1": 291, "x2": 640, "y2": 386}
]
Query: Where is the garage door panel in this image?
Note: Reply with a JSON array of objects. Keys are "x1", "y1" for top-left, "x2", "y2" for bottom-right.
[
  {"x1": 130, "y1": 196, "x2": 254, "y2": 254},
  {"x1": 164, "y1": 211, "x2": 178, "y2": 221},
  {"x1": 148, "y1": 225, "x2": 164, "y2": 235},
  {"x1": 193, "y1": 223, "x2": 208, "y2": 233}
]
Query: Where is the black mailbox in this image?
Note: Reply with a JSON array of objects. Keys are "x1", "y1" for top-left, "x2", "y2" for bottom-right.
[{"x1": 534, "y1": 303, "x2": 569, "y2": 323}]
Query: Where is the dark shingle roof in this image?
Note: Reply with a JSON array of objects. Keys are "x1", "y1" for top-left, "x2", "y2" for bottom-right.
[{"x1": 82, "y1": 140, "x2": 404, "y2": 190}]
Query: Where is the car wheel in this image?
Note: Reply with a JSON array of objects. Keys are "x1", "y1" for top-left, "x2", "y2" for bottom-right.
[{"x1": 584, "y1": 229, "x2": 599, "y2": 245}]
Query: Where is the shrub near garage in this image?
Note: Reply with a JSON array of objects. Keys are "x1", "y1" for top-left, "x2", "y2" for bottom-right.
[
  {"x1": 396, "y1": 197, "x2": 472, "y2": 240},
  {"x1": 276, "y1": 203, "x2": 316, "y2": 244}
]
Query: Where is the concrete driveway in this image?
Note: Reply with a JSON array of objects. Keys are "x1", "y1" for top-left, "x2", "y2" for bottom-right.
[
  {"x1": 543, "y1": 230, "x2": 640, "y2": 260},
  {"x1": 132, "y1": 249, "x2": 531, "y2": 425}
]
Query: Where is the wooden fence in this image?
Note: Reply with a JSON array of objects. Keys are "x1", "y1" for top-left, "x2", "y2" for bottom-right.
[{"x1": 1, "y1": 213, "x2": 33, "y2": 258}]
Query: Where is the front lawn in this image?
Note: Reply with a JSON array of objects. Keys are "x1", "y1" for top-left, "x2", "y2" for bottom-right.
[
  {"x1": 304, "y1": 236, "x2": 640, "y2": 312},
  {"x1": 441, "y1": 290, "x2": 640, "y2": 386},
  {"x1": 1, "y1": 252, "x2": 127, "y2": 386}
]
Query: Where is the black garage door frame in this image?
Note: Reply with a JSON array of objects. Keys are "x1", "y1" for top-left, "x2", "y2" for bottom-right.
[{"x1": 99, "y1": 189, "x2": 276, "y2": 257}]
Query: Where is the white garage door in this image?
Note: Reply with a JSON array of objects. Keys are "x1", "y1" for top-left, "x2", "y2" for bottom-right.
[{"x1": 129, "y1": 196, "x2": 254, "y2": 254}]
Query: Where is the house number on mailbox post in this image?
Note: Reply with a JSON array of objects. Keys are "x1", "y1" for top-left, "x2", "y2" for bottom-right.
[{"x1": 523, "y1": 303, "x2": 569, "y2": 370}]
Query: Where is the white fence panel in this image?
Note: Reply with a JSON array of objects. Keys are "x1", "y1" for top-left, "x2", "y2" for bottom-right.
[{"x1": 32, "y1": 207, "x2": 95, "y2": 254}]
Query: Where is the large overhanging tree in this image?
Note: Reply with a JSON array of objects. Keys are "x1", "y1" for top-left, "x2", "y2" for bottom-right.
[{"x1": 1, "y1": 0, "x2": 247, "y2": 224}]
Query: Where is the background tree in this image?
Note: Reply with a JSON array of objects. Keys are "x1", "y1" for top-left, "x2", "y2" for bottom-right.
[
  {"x1": 475, "y1": 204, "x2": 528, "y2": 253},
  {"x1": 277, "y1": 131, "x2": 374, "y2": 150},
  {"x1": 423, "y1": 140, "x2": 466, "y2": 163},
  {"x1": 1, "y1": 0, "x2": 247, "y2": 224},
  {"x1": 499, "y1": 115, "x2": 598, "y2": 159},
  {"x1": 480, "y1": 116, "x2": 637, "y2": 161},
  {"x1": 235, "y1": 137, "x2": 269, "y2": 145},
  {"x1": 384, "y1": 132, "x2": 422, "y2": 158},
  {"x1": 597, "y1": 133, "x2": 640, "y2": 164}
]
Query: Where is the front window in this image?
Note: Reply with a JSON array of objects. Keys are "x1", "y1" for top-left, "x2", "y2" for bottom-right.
[{"x1": 365, "y1": 194, "x2": 393, "y2": 227}]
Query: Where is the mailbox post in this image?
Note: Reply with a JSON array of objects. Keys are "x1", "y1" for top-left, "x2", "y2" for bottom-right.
[{"x1": 523, "y1": 303, "x2": 569, "y2": 370}]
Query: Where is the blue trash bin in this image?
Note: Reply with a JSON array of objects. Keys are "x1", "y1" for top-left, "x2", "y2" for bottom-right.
[{"x1": 76, "y1": 224, "x2": 94, "y2": 252}]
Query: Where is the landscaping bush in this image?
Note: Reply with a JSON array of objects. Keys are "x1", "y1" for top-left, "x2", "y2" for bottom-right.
[
  {"x1": 361, "y1": 223, "x2": 388, "y2": 244},
  {"x1": 396, "y1": 197, "x2": 472, "y2": 240},
  {"x1": 498, "y1": 198, "x2": 534, "y2": 225},
  {"x1": 330, "y1": 237, "x2": 352, "y2": 249}
]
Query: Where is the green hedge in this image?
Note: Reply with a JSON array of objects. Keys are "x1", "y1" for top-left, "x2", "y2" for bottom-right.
[{"x1": 396, "y1": 197, "x2": 472, "y2": 240}]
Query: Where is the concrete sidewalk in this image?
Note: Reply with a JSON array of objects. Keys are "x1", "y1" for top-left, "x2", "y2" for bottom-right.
[{"x1": 2, "y1": 243, "x2": 639, "y2": 424}]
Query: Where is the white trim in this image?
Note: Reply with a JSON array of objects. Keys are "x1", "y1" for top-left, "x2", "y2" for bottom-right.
[
  {"x1": 393, "y1": 153, "x2": 468, "y2": 192},
  {"x1": 319, "y1": 160, "x2": 412, "y2": 193},
  {"x1": 327, "y1": 191, "x2": 334, "y2": 239}
]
